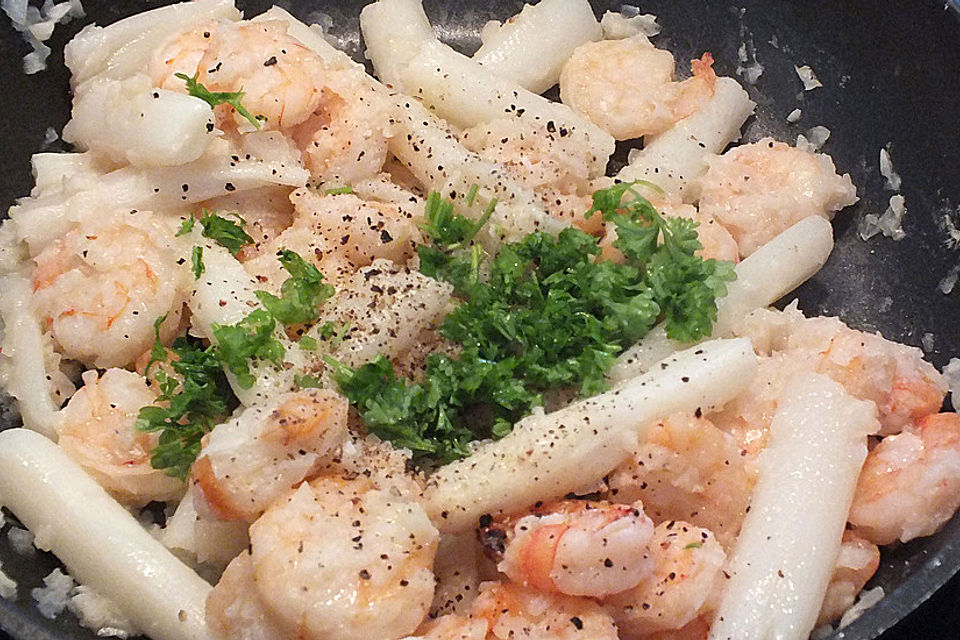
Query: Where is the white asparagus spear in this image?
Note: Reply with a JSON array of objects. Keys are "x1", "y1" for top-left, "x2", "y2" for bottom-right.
[
  {"x1": 389, "y1": 97, "x2": 562, "y2": 245},
  {"x1": 609, "y1": 215, "x2": 834, "y2": 382},
  {"x1": 424, "y1": 337, "x2": 758, "y2": 533},
  {"x1": 0, "y1": 274, "x2": 61, "y2": 438},
  {"x1": 359, "y1": 0, "x2": 437, "y2": 88},
  {"x1": 9, "y1": 142, "x2": 308, "y2": 255},
  {"x1": 618, "y1": 77, "x2": 755, "y2": 201},
  {"x1": 64, "y1": 0, "x2": 239, "y2": 87},
  {"x1": 253, "y1": 6, "x2": 358, "y2": 70},
  {"x1": 402, "y1": 39, "x2": 614, "y2": 177},
  {"x1": 472, "y1": 0, "x2": 601, "y2": 94},
  {"x1": 708, "y1": 374, "x2": 877, "y2": 640},
  {"x1": 0, "y1": 429, "x2": 215, "y2": 640}
]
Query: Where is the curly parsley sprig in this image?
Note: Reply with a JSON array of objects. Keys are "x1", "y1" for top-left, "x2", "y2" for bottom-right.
[{"x1": 584, "y1": 182, "x2": 737, "y2": 342}]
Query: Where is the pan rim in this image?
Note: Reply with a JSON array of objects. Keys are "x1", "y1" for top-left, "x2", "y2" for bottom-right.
[{"x1": 1, "y1": 1, "x2": 960, "y2": 639}]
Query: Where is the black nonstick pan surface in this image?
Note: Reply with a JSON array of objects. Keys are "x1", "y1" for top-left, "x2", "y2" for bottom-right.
[{"x1": 1, "y1": 0, "x2": 960, "y2": 638}]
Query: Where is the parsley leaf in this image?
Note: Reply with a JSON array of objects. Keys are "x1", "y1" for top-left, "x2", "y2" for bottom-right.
[
  {"x1": 176, "y1": 217, "x2": 196, "y2": 236},
  {"x1": 197, "y1": 210, "x2": 254, "y2": 256},
  {"x1": 144, "y1": 315, "x2": 171, "y2": 376},
  {"x1": 294, "y1": 373, "x2": 324, "y2": 389},
  {"x1": 191, "y1": 245, "x2": 205, "y2": 279},
  {"x1": 212, "y1": 309, "x2": 286, "y2": 389},
  {"x1": 177, "y1": 210, "x2": 253, "y2": 256},
  {"x1": 176, "y1": 72, "x2": 261, "y2": 130},
  {"x1": 254, "y1": 250, "x2": 334, "y2": 326},
  {"x1": 136, "y1": 326, "x2": 237, "y2": 479},
  {"x1": 586, "y1": 182, "x2": 737, "y2": 341}
]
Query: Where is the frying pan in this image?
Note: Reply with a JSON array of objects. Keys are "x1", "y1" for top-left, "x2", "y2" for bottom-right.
[{"x1": 1, "y1": 0, "x2": 959, "y2": 638}]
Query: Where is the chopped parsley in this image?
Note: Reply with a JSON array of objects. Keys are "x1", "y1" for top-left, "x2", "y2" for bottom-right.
[
  {"x1": 330, "y1": 184, "x2": 735, "y2": 462},
  {"x1": 191, "y1": 245, "x2": 204, "y2": 279},
  {"x1": 254, "y1": 250, "x2": 335, "y2": 325},
  {"x1": 209, "y1": 249, "x2": 337, "y2": 389},
  {"x1": 316, "y1": 320, "x2": 351, "y2": 347},
  {"x1": 177, "y1": 210, "x2": 254, "y2": 256},
  {"x1": 198, "y1": 210, "x2": 254, "y2": 256},
  {"x1": 465, "y1": 183, "x2": 479, "y2": 207},
  {"x1": 212, "y1": 309, "x2": 286, "y2": 389},
  {"x1": 136, "y1": 318, "x2": 238, "y2": 479},
  {"x1": 176, "y1": 217, "x2": 195, "y2": 236},
  {"x1": 176, "y1": 72, "x2": 261, "y2": 130},
  {"x1": 584, "y1": 182, "x2": 737, "y2": 342},
  {"x1": 324, "y1": 185, "x2": 354, "y2": 195},
  {"x1": 418, "y1": 190, "x2": 493, "y2": 251},
  {"x1": 293, "y1": 373, "x2": 324, "y2": 389},
  {"x1": 142, "y1": 183, "x2": 734, "y2": 473}
]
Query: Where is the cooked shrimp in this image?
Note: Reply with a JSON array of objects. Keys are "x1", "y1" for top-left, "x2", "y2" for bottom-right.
[
  {"x1": 607, "y1": 412, "x2": 755, "y2": 550},
  {"x1": 289, "y1": 69, "x2": 393, "y2": 185},
  {"x1": 786, "y1": 314, "x2": 945, "y2": 435},
  {"x1": 817, "y1": 529, "x2": 880, "y2": 625},
  {"x1": 470, "y1": 581, "x2": 620, "y2": 640},
  {"x1": 729, "y1": 305, "x2": 946, "y2": 437},
  {"x1": 604, "y1": 520, "x2": 726, "y2": 638},
  {"x1": 243, "y1": 188, "x2": 422, "y2": 290},
  {"x1": 57, "y1": 368, "x2": 184, "y2": 506},
  {"x1": 154, "y1": 20, "x2": 391, "y2": 183},
  {"x1": 706, "y1": 353, "x2": 793, "y2": 462},
  {"x1": 849, "y1": 412, "x2": 960, "y2": 545},
  {"x1": 460, "y1": 118, "x2": 601, "y2": 232},
  {"x1": 288, "y1": 188, "x2": 421, "y2": 269},
  {"x1": 206, "y1": 551, "x2": 286, "y2": 640},
  {"x1": 559, "y1": 35, "x2": 717, "y2": 141},
  {"x1": 153, "y1": 20, "x2": 329, "y2": 131},
  {"x1": 193, "y1": 388, "x2": 349, "y2": 522},
  {"x1": 599, "y1": 199, "x2": 740, "y2": 264},
  {"x1": 698, "y1": 138, "x2": 858, "y2": 256},
  {"x1": 249, "y1": 475, "x2": 439, "y2": 640},
  {"x1": 30, "y1": 215, "x2": 188, "y2": 369},
  {"x1": 481, "y1": 499, "x2": 655, "y2": 598}
]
